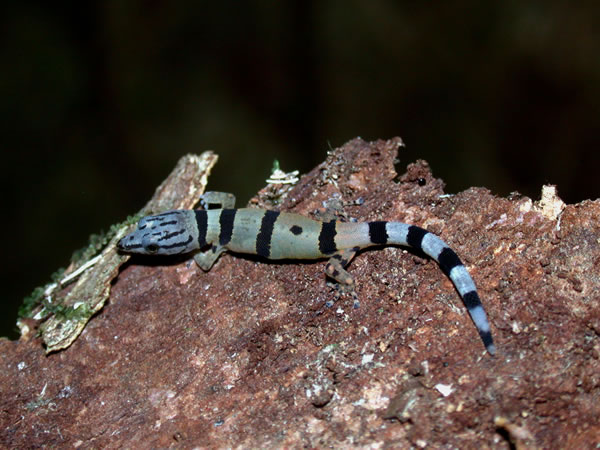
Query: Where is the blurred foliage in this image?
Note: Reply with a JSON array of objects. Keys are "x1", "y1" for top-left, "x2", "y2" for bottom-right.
[{"x1": 2, "y1": 1, "x2": 599, "y2": 338}]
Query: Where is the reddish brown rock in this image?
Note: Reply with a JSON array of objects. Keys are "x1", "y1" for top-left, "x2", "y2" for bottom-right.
[{"x1": 1, "y1": 138, "x2": 599, "y2": 448}]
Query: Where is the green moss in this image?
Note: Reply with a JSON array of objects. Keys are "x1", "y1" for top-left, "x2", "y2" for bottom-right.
[
  {"x1": 41, "y1": 299, "x2": 92, "y2": 321},
  {"x1": 70, "y1": 213, "x2": 142, "y2": 265},
  {"x1": 18, "y1": 213, "x2": 143, "y2": 320},
  {"x1": 18, "y1": 285, "x2": 50, "y2": 319},
  {"x1": 18, "y1": 264, "x2": 66, "y2": 319}
]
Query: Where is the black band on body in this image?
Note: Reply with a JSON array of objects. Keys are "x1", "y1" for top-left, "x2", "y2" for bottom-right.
[
  {"x1": 319, "y1": 221, "x2": 338, "y2": 255},
  {"x1": 219, "y1": 209, "x2": 237, "y2": 246},
  {"x1": 406, "y1": 225, "x2": 428, "y2": 250},
  {"x1": 256, "y1": 210, "x2": 280, "y2": 258},
  {"x1": 368, "y1": 221, "x2": 388, "y2": 245},
  {"x1": 195, "y1": 210, "x2": 208, "y2": 248},
  {"x1": 437, "y1": 247, "x2": 463, "y2": 277}
]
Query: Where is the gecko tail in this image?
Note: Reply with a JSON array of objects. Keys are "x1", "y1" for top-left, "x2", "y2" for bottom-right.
[{"x1": 382, "y1": 222, "x2": 496, "y2": 355}]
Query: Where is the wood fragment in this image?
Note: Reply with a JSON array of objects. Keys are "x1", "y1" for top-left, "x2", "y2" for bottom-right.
[{"x1": 40, "y1": 152, "x2": 219, "y2": 353}]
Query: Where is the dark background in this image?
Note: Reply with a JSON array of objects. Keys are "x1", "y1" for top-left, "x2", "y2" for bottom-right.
[{"x1": 2, "y1": 2, "x2": 599, "y2": 338}]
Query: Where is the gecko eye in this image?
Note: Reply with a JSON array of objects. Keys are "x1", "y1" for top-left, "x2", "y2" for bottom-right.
[{"x1": 145, "y1": 243, "x2": 159, "y2": 253}]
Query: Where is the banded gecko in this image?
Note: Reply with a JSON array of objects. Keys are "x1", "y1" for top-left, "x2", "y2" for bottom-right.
[{"x1": 118, "y1": 191, "x2": 496, "y2": 355}]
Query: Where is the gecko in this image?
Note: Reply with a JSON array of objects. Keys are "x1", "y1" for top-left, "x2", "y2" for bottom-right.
[{"x1": 117, "y1": 191, "x2": 496, "y2": 355}]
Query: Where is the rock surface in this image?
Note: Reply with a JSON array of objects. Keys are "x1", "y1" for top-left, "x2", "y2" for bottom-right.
[{"x1": 2, "y1": 138, "x2": 599, "y2": 448}]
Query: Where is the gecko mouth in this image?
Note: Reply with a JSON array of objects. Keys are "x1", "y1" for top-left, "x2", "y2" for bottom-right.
[{"x1": 117, "y1": 238, "x2": 142, "y2": 251}]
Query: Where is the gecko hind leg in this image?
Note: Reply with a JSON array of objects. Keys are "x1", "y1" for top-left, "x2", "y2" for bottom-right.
[
  {"x1": 315, "y1": 196, "x2": 364, "y2": 222},
  {"x1": 324, "y1": 247, "x2": 360, "y2": 308},
  {"x1": 200, "y1": 191, "x2": 236, "y2": 209}
]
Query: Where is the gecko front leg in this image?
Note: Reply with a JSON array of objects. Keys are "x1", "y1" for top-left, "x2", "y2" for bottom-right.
[{"x1": 193, "y1": 245, "x2": 227, "y2": 271}]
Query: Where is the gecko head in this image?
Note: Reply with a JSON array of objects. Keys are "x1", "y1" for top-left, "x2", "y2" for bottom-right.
[{"x1": 117, "y1": 210, "x2": 199, "y2": 255}]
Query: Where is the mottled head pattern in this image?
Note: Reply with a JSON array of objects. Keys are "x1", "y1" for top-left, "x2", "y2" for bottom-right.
[{"x1": 117, "y1": 210, "x2": 199, "y2": 255}]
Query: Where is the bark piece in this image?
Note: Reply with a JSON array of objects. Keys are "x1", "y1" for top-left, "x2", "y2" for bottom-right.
[{"x1": 36, "y1": 152, "x2": 218, "y2": 352}]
